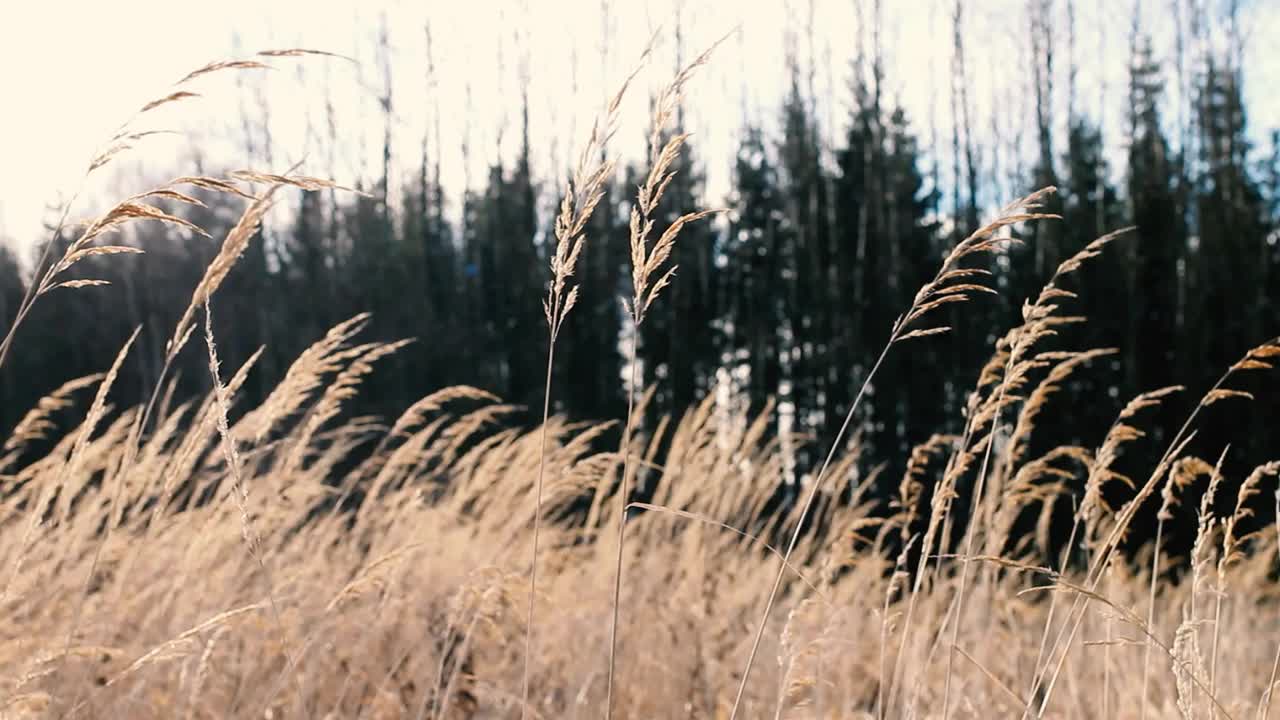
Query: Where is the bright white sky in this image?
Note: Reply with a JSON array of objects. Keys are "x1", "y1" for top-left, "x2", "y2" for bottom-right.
[{"x1": 2, "y1": 0, "x2": 1278, "y2": 259}]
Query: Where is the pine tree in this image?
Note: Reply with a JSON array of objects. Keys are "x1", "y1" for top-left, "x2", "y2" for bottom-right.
[
  {"x1": 400, "y1": 127, "x2": 460, "y2": 392},
  {"x1": 721, "y1": 126, "x2": 788, "y2": 417},
  {"x1": 1127, "y1": 34, "x2": 1187, "y2": 437},
  {"x1": 558, "y1": 168, "x2": 629, "y2": 422},
  {"x1": 1195, "y1": 54, "x2": 1268, "y2": 370},
  {"x1": 638, "y1": 126, "x2": 716, "y2": 422},
  {"x1": 835, "y1": 89, "x2": 942, "y2": 460},
  {"x1": 1190, "y1": 48, "x2": 1273, "y2": 456},
  {"x1": 883, "y1": 107, "x2": 946, "y2": 451},
  {"x1": 1055, "y1": 117, "x2": 1127, "y2": 447},
  {"x1": 465, "y1": 148, "x2": 543, "y2": 408},
  {"x1": 1023, "y1": 0, "x2": 1063, "y2": 308},
  {"x1": 778, "y1": 76, "x2": 832, "y2": 452},
  {"x1": 0, "y1": 243, "x2": 27, "y2": 430}
]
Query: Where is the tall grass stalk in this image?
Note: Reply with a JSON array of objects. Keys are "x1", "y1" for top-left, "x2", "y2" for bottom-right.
[
  {"x1": 1030, "y1": 337, "x2": 1280, "y2": 715},
  {"x1": 1142, "y1": 451, "x2": 1200, "y2": 720},
  {"x1": 0, "y1": 51, "x2": 335, "y2": 372},
  {"x1": 731, "y1": 188, "x2": 1058, "y2": 720},
  {"x1": 518, "y1": 49, "x2": 645, "y2": 718},
  {"x1": 1263, "y1": 484, "x2": 1280, "y2": 719},
  {"x1": 604, "y1": 34, "x2": 724, "y2": 718},
  {"x1": 940, "y1": 225, "x2": 1125, "y2": 719}
]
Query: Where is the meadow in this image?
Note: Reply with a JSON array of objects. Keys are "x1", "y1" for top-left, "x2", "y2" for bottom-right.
[{"x1": 2, "y1": 40, "x2": 1279, "y2": 720}]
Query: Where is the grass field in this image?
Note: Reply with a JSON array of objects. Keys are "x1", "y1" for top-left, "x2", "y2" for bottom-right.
[{"x1": 2, "y1": 42, "x2": 1279, "y2": 720}]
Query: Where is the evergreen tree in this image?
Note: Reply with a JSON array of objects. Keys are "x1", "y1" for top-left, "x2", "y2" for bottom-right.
[
  {"x1": 638, "y1": 127, "x2": 716, "y2": 422},
  {"x1": 1190, "y1": 51, "x2": 1273, "y2": 455},
  {"x1": 882, "y1": 107, "x2": 946, "y2": 452},
  {"x1": 0, "y1": 243, "x2": 27, "y2": 430},
  {"x1": 557, "y1": 170, "x2": 628, "y2": 422},
  {"x1": 461, "y1": 123, "x2": 543, "y2": 408},
  {"x1": 721, "y1": 126, "x2": 788, "y2": 418},
  {"x1": 400, "y1": 133, "x2": 461, "y2": 392},
  {"x1": 1194, "y1": 55, "x2": 1269, "y2": 370},
  {"x1": 834, "y1": 91, "x2": 941, "y2": 460},
  {"x1": 1059, "y1": 116, "x2": 1127, "y2": 445},
  {"x1": 1126, "y1": 35, "x2": 1187, "y2": 443},
  {"x1": 1021, "y1": 0, "x2": 1063, "y2": 310},
  {"x1": 777, "y1": 77, "x2": 832, "y2": 452}
]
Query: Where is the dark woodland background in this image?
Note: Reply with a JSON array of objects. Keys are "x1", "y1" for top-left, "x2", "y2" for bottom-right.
[{"x1": 2, "y1": 2, "x2": 1278, "y2": 554}]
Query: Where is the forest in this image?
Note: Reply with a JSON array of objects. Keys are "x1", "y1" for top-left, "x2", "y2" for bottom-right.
[
  {"x1": 3, "y1": 3, "x2": 1277, "y2": 495},
  {"x1": 3, "y1": 3, "x2": 1278, "y2": 487}
]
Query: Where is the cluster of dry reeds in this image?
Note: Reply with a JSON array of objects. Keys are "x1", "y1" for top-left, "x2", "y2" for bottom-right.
[{"x1": 2, "y1": 36, "x2": 1279, "y2": 720}]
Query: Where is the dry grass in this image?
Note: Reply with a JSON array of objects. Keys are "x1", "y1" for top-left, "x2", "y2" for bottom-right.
[
  {"x1": 2, "y1": 314, "x2": 1279, "y2": 719},
  {"x1": 3, "y1": 38, "x2": 1280, "y2": 720}
]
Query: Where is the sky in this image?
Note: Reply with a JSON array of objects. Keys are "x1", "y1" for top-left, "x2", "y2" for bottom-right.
[{"x1": 2, "y1": 0, "x2": 1278, "y2": 260}]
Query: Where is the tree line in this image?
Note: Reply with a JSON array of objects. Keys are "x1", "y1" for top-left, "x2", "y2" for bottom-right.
[{"x1": 1, "y1": 2, "x2": 1278, "y2": 506}]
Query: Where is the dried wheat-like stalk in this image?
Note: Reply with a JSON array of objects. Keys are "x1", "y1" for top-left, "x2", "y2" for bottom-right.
[
  {"x1": 113, "y1": 169, "x2": 348, "y2": 539},
  {"x1": 1003, "y1": 348, "x2": 1117, "y2": 476},
  {"x1": 168, "y1": 185, "x2": 281, "y2": 360},
  {"x1": 0, "y1": 374, "x2": 104, "y2": 472},
  {"x1": 521, "y1": 39, "x2": 652, "y2": 720},
  {"x1": 1182, "y1": 449, "x2": 1228, "y2": 717},
  {"x1": 623, "y1": 36, "x2": 727, "y2": 328},
  {"x1": 388, "y1": 387, "x2": 500, "y2": 442},
  {"x1": 1172, "y1": 614, "x2": 1208, "y2": 720},
  {"x1": 228, "y1": 169, "x2": 364, "y2": 196},
  {"x1": 988, "y1": 445, "x2": 1091, "y2": 559},
  {"x1": 40, "y1": 186, "x2": 214, "y2": 297},
  {"x1": 204, "y1": 303, "x2": 262, "y2": 556},
  {"x1": 169, "y1": 174, "x2": 255, "y2": 199},
  {"x1": 894, "y1": 435, "x2": 958, "y2": 548},
  {"x1": 1134, "y1": 453, "x2": 1213, "y2": 718},
  {"x1": 1210, "y1": 460, "x2": 1279, "y2": 697},
  {"x1": 1262, "y1": 486, "x2": 1280, "y2": 718},
  {"x1": 0, "y1": 328, "x2": 138, "y2": 607},
  {"x1": 742, "y1": 188, "x2": 1060, "y2": 720},
  {"x1": 542, "y1": 38, "x2": 647, "y2": 338},
  {"x1": 65, "y1": 603, "x2": 267, "y2": 718},
  {"x1": 183, "y1": 625, "x2": 230, "y2": 720},
  {"x1": 1032, "y1": 337, "x2": 1280, "y2": 717},
  {"x1": 237, "y1": 313, "x2": 372, "y2": 443},
  {"x1": 0, "y1": 51, "x2": 338, "y2": 372},
  {"x1": 283, "y1": 340, "x2": 412, "y2": 476},
  {"x1": 202, "y1": 300, "x2": 305, "y2": 713},
  {"x1": 942, "y1": 229, "x2": 1132, "y2": 718},
  {"x1": 1085, "y1": 386, "x2": 1185, "y2": 544},
  {"x1": 605, "y1": 34, "x2": 727, "y2": 720},
  {"x1": 101, "y1": 182, "x2": 290, "y2": 583}
]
